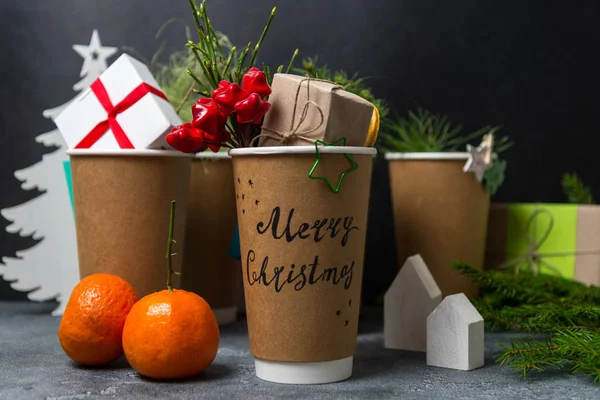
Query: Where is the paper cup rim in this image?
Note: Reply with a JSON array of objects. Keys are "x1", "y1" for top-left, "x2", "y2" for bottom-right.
[
  {"x1": 67, "y1": 149, "x2": 192, "y2": 157},
  {"x1": 254, "y1": 356, "x2": 353, "y2": 384},
  {"x1": 194, "y1": 151, "x2": 231, "y2": 160},
  {"x1": 229, "y1": 146, "x2": 377, "y2": 156},
  {"x1": 384, "y1": 152, "x2": 469, "y2": 160}
]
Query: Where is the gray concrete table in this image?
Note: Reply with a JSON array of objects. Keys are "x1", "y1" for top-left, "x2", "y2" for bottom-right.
[{"x1": 1, "y1": 302, "x2": 598, "y2": 400}]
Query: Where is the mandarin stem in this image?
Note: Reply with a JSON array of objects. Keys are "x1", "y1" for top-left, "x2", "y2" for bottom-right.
[{"x1": 166, "y1": 200, "x2": 177, "y2": 292}]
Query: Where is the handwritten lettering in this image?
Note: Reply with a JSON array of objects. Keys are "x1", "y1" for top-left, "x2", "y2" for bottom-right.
[
  {"x1": 256, "y1": 207, "x2": 358, "y2": 247},
  {"x1": 246, "y1": 250, "x2": 354, "y2": 292}
]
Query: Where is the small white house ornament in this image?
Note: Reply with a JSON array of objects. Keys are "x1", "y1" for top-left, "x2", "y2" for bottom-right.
[
  {"x1": 384, "y1": 254, "x2": 442, "y2": 352},
  {"x1": 427, "y1": 293, "x2": 485, "y2": 371}
]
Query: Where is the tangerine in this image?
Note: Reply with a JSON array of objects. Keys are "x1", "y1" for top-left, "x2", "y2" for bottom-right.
[
  {"x1": 122, "y1": 289, "x2": 219, "y2": 380},
  {"x1": 58, "y1": 274, "x2": 138, "y2": 366}
]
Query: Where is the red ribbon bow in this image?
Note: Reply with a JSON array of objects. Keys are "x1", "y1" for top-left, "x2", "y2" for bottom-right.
[{"x1": 75, "y1": 79, "x2": 168, "y2": 149}]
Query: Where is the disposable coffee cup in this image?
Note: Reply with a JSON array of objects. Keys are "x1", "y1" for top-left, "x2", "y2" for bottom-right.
[
  {"x1": 180, "y1": 151, "x2": 239, "y2": 325},
  {"x1": 68, "y1": 149, "x2": 191, "y2": 297},
  {"x1": 385, "y1": 152, "x2": 490, "y2": 298},
  {"x1": 229, "y1": 145, "x2": 376, "y2": 384}
]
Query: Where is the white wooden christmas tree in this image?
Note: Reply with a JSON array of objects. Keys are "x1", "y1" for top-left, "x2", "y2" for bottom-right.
[
  {"x1": 427, "y1": 293, "x2": 485, "y2": 371},
  {"x1": 0, "y1": 30, "x2": 116, "y2": 315},
  {"x1": 384, "y1": 254, "x2": 442, "y2": 351}
]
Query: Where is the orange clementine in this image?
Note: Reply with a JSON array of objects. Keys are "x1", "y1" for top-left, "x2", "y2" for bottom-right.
[
  {"x1": 58, "y1": 274, "x2": 138, "y2": 366},
  {"x1": 122, "y1": 289, "x2": 219, "y2": 380}
]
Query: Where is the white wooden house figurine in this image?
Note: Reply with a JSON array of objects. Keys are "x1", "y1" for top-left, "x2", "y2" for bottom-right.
[
  {"x1": 426, "y1": 293, "x2": 485, "y2": 371},
  {"x1": 384, "y1": 254, "x2": 442, "y2": 351}
]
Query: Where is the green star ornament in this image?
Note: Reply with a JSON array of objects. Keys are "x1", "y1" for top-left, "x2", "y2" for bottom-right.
[{"x1": 308, "y1": 137, "x2": 359, "y2": 193}]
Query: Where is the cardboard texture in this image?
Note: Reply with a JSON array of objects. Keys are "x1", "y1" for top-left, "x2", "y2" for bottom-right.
[
  {"x1": 258, "y1": 74, "x2": 374, "y2": 147},
  {"x1": 181, "y1": 158, "x2": 238, "y2": 311},
  {"x1": 231, "y1": 152, "x2": 374, "y2": 362},
  {"x1": 485, "y1": 203, "x2": 600, "y2": 285},
  {"x1": 70, "y1": 154, "x2": 191, "y2": 297},
  {"x1": 388, "y1": 159, "x2": 490, "y2": 298},
  {"x1": 55, "y1": 54, "x2": 181, "y2": 150},
  {"x1": 235, "y1": 258, "x2": 246, "y2": 314},
  {"x1": 575, "y1": 206, "x2": 600, "y2": 285}
]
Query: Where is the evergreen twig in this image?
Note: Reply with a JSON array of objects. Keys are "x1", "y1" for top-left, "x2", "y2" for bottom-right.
[
  {"x1": 377, "y1": 108, "x2": 511, "y2": 153},
  {"x1": 248, "y1": 7, "x2": 276, "y2": 68},
  {"x1": 453, "y1": 262, "x2": 600, "y2": 383},
  {"x1": 295, "y1": 57, "x2": 389, "y2": 118},
  {"x1": 286, "y1": 49, "x2": 299, "y2": 74},
  {"x1": 562, "y1": 173, "x2": 596, "y2": 204},
  {"x1": 151, "y1": 1, "x2": 298, "y2": 147}
]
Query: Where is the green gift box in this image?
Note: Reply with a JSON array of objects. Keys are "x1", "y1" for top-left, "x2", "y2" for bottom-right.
[{"x1": 485, "y1": 203, "x2": 600, "y2": 285}]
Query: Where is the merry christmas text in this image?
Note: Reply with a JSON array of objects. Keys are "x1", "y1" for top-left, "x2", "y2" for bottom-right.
[
  {"x1": 256, "y1": 206, "x2": 358, "y2": 247},
  {"x1": 246, "y1": 250, "x2": 354, "y2": 292}
]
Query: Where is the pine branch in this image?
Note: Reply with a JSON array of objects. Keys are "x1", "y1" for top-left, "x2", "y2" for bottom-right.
[
  {"x1": 452, "y1": 262, "x2": 600, "y2": 305},
  {"x1": 248, "y1": 7, "x2": 276, "y2": 68},
  {"x1": 562, "y1": 172, "x2": 596, "y2": 204},
  {"x1": 452, "y1": 262, "x2": 557, "y2": 304},
  {"x1": 482, "y1": 157, "x2": 506, "y2": 196},
  {"x1": 152, "y1": 1, "x2": 298, "y2": 147},
  {"x1": 455, "y1": 262, "x2": 600, "y2": 383},
  {"x1": 477, "y1": 302, "x2": 600, "y2": 333},
  {"x1": 497, "y1": 330, "x2": 600, "y2": 382},
  {"x1": 295, "y1": 57, "x2": 389, "y2": 119},
  {"x1": 378, "y1": 109, "x2": 512, "y2": 154}
]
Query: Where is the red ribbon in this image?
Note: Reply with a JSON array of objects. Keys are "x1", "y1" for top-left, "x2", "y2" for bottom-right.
[{"x1": 75, "y1": 79, "x2": 168, "y2": 149}]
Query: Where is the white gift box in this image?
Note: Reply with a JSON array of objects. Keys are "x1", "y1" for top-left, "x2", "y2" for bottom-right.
[{"x1": 55, "y1": 54, "x2": 181, "y2": 149}]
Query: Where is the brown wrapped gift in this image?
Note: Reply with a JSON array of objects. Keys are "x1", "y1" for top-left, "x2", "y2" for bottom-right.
[{"x1": 258, "y1": 74, "x2": 374, "y2": 147}]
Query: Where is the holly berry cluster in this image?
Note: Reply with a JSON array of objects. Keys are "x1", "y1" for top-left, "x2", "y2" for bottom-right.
[{"x1": 166, "y1": 67, "x2": 272, "y2": 153}]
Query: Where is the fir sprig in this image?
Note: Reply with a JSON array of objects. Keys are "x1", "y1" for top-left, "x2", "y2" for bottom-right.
[
  {"x1": 187, "y1": 0, "x2": 297, "y2": 88},
  {"x1": 182, "y1": 0, "x2": 298, "y2": 148},
  {"x1": 452, "y1": 262, "x2": 600, "y2": 305},
  {"x1": 295, "y1": 57, "x2": 389, "y2": 119},
  {"x1": 453, "y1": 262, "x2": 600, "y2": 382},
  {"x1": 143, "y1": 16, "x2": 235, "y2": 121},
  {"x1": 475, "y1": 302, "x2": 600, "y2": 333},
  {"x1": 378, "y1": 109, "x2": 512, "y2": 153},
  {"x1": 562, "y1": 173, "x2": 596, "y2": 205},
  {"x1": 378, "y1": 109, "x2": 512, "y2": 194},
  {"x1": 482, "y1": 158, "x2": 506, "y2": 196},
  {"x1": 497, "y1": 330, "x2": 600, "y2": 382}
]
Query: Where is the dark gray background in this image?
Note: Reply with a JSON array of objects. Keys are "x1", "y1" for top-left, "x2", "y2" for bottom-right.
[{"x1": 1, "y1": 0, "x2": 598, "y2": 303}]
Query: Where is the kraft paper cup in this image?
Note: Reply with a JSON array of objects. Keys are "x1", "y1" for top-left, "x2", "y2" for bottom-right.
[
  {"x1": 385, "y1": 152, "x2": 490, "y2": 298},
  {"x1": 229, "y1": 145, "x2": 376, "y2": 384},
  {"x1": 180, "y1": 151, "x2": 239, "y2": 325},
  {"x1": 67, "y1": 149, "x2": 191, "y2": 297}
]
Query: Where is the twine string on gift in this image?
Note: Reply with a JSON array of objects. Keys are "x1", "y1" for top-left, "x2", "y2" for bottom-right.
[
  {"x1": 499, "y1": 207, "x2": 600, "y2": 276},
  {"x1": 249, "y1": 76, "x2": 343, "y2": 146}
]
